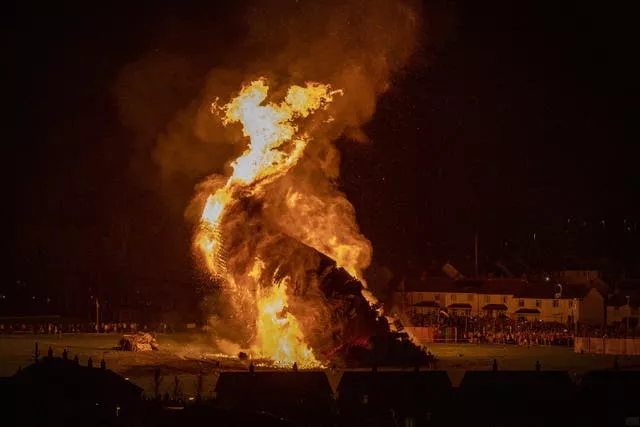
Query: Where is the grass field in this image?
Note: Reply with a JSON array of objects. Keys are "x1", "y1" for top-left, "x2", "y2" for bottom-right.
[{"x1": 2, "y1": 333, "x2": 639, "y2": 396}]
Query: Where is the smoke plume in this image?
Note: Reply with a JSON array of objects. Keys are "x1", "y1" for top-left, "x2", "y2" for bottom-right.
[{"x1": 116, "y1": 0, "x2": 421, "y2": 360}]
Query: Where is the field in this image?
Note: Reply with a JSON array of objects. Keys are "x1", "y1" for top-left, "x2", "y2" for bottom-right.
[{"x1": 2, "y1": 333, "x2": 639, "y2": 397}]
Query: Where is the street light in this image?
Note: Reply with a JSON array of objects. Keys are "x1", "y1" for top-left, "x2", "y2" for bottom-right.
[{"x1": 626, "y1": 296, "x2": 631, "y2": 334}]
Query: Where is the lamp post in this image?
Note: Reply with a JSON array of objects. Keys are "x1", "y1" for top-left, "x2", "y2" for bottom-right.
[
  {"x1": 626, "y1": 296, "x2": 631, "y2": 334},
  {"x1": 96, "y1": 296, "x2": 100, "y2": 333}
]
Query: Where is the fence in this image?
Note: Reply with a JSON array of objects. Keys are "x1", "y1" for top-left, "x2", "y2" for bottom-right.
[
  {"x1": 404, "y1": 326, "x2": 462, "y2": 344},
  {"x1": 574, "y1": 337, "x2": 640, "y2": 355}
]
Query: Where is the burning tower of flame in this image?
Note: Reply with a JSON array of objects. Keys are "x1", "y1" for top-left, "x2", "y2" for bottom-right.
[
  {"x1": 194, "y1": 76, "x2": 408, "y2": 368},
  {"x1": 195, "y1": 78, "x2": 343, "y2": 367}
]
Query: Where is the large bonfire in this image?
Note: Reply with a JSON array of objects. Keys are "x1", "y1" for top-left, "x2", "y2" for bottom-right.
[{"x1": 193, "y1": 78, "x2": 406, "y2": 368}]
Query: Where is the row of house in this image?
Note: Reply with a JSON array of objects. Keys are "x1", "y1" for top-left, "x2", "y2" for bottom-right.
[{"x1": 392, "y1": 272, "x2": 640, "y2": 327}]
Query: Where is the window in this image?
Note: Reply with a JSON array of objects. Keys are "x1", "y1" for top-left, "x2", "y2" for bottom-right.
[
  {"x1": 451, "y1": 294, "x2": 457, "y2": 302},
  {"x1": 484, "y1": 295, "x2": 490, "y2": 303},
  {"x1": 518, "y1": 299, "x2": 525, "y2": 307},
  {"x1": 535, "y1": 300, "x2": 541, "y2": 307},
  {"x1": 552, "y1": 300, "x2": 559, "y2": 308},
  {"x1": 468, "y1": 294, "x2": 474, "y2": 301}
]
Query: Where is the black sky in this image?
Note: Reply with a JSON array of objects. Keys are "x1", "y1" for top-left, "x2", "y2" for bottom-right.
[{"x1": 5, "y1": 0, "x2": 639, "y2": 309}]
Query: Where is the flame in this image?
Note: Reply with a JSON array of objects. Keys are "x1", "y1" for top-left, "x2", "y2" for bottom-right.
[
  {"x1": 195, "y1": 78, "x2": 338, "y2": 366},
  {"x1": 254, "y1": 274, "x2": 320, "y2": 368}
]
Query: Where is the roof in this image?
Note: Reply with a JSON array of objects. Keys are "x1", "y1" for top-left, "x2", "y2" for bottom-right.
[
  {"x1": 400, "y1": 277, "x2": 526, "y2": 295},
  {"x1": 460, "y1": 371, "x2": 574, "y2": 396},
  {"x1": 579, "y1": 371, "x2": 640, "y2": 399},
  {"x1": 448, "y1": 303, "x2": 472, "y2": 309},
  {"x1": 337, "y1": 371, "x2": 452, "y2": 399},
  {"x1": 13, "y1": 358, "x2": 142, "y2": 405},
  {"x1": 515, "y1": 308, "x2": 540, "y2": 314},
  {"x1": 482, "y1": 304, "x2": 508, "y2": 310},
  {"x1": 473, "y1": 279, "x2": 527, "y2": 295},
  {"x1": 515, "y1": 283, "x2": 563, "y2": 299},
  {"x1": 401, "y1": 277, "x2": 457, "y2": 292},
  {"x1": 215, "y1": 371, "x2": 332, "y2": 399},
  {"x1": 413, "y1": 301, "x2": 440, "y2": 308}
]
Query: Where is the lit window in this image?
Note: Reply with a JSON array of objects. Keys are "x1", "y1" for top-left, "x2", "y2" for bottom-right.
[
  {"x1": 535, "y1": 300, "x2": 541, "y2": 307},
  {"x1": 552, "y1": 300, "x2": 559, "y2": 308},
  {"x1": 518, "y1": 299, "x2": 524, "y2": 307}
]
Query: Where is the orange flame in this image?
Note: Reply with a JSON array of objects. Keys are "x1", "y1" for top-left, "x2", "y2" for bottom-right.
[
  {"x1": 254, "y1": 273, "x2": 320, "y2": 368},
  {"x1": 195, "y1": 78, "x2": 339, "y2": 366}
]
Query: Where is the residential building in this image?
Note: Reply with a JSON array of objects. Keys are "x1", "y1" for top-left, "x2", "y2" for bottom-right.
[
  {"x1": 606, "y1": 292, "x2": 640, "y2": 328},
  {"x1": 513, "y1": 283, "x2": 602, "y2": 324},
  {"x1": 394, "y1": 276, "x2": 605, "y2": 325}
]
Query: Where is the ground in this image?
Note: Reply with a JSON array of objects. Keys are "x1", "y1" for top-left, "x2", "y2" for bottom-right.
[{"x1": 1, "y1": 333, "x2": 638, "y2": 397}]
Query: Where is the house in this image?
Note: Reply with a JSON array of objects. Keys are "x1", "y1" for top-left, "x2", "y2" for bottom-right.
[
  {"x1": 337, "y1": 370, "x2": 452, "y2": 426},
  {"x1": 8, "y1": 356, "x2": 143, "y2": 425},
  {"x1": 394, "y1": 275, "x2": 605, "y2": 325},
  {"x1": 606, "y1": 292, "x2": 640, "y2": 328},
  {"x1": 472, "y1": 279, "x2": 525, "y2": 318},
  {"x1": 514, "y1": 282, "x2": 577, "y2": 323},
  {"x1": 571, "y1": 286, "x2": 606, "y2": 325},
  {"x1": 214, "y1": 371, "x2": 333, "y2": 424},
  {"x1": 578, "y1": 370, "x2": 640, "y2": 426},
  {"x1": 512, "y1": 283, "x2": 604, "y2": 326},
  {"x1": 394, "y1": 277, "x2": 526, "y2": 319},
  {"x1": 457, "y1": 370, "x2": 576, "y2": 426}
]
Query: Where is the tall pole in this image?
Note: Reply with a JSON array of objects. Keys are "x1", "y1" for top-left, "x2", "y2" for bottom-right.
[
  {"x1": 474, "y1": 232, "x2": 479, "y2": 278},
  {"x1": 626, "y1": 296, "x2": 631, "y2": 334},
  {"x1": 96, "y1": 297, "x2": 100, "y2": 333}
]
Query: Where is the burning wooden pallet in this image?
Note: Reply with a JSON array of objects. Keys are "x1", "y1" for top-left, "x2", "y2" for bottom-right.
[{"x1": 117, "y1": 332, "x2": 160, "y2": 352}]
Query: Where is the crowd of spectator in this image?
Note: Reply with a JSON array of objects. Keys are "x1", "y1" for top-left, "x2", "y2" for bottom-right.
[
  {"x1": 408, "y1": 312, "x2": 578, "y2": 346},
  {"x1": 0, "y1": 321, "x2": 175, "y2": 335}
]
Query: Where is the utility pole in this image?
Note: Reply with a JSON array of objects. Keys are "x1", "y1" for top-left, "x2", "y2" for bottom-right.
[{"x1": 474, "y1": 232, "x2": 479, "y2": 278}]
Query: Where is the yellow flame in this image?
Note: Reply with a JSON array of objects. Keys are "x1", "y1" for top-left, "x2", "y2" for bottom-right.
[
  {"x1": 195, "y1": 78, "x2": 338, "y2": 366},
  {"x1": 254, "y1": 275, "x2": 320, "y2": 368}
]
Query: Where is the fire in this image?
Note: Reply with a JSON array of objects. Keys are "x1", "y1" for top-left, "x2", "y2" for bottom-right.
[
  {"x1": 194, "y1": 77, "x2": 406, "y2": 368},
  {"x1": 255, "y1": 275, "x2": 320, "y2": 368},
  {"x1": 195, "y1": 78, "x2": 339, "y2": 366}
]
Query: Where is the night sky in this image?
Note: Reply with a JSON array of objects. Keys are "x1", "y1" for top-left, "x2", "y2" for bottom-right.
[{"x1": 5, "y1": 1, "x2": 639, "y2": 313}]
